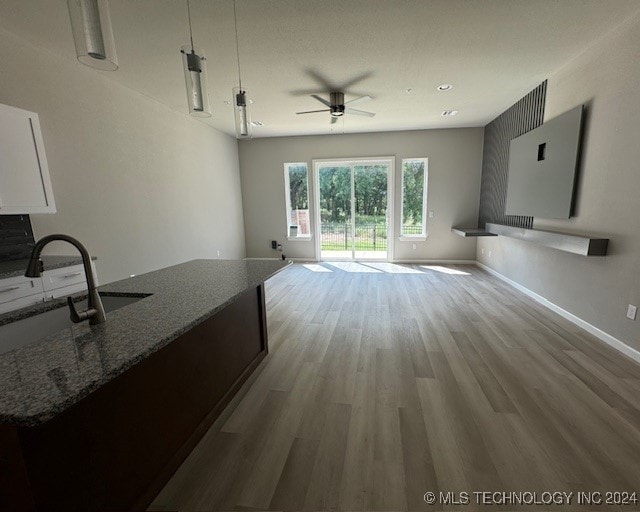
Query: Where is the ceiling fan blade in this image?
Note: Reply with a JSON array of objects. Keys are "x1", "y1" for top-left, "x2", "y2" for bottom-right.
[
  {"x1": 296, "y1": 109, "x2": 330, "y2": 115},
  {"x1": 345, "y1": 107, "x2": 375, "y2": 117},
  {"x1": 311, "y1": 94, "x2": 331, "y2": 107},
  {"x1": 305, "y1": 69, "x2": 337, "y2": 90},
  {"x1": 345, "y1": 95, "x2": 372, "y2": 105},
  {"x1": 330, "y1": 116, "x2": 338, "y2": 125},
  {"x1": 340, "y1": 71, "x2": 374, "y2": 91}
]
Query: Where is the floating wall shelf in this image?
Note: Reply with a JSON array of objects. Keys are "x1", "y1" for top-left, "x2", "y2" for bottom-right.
[
  {"x1": 485, "y1": 223, "x2": 609, "y2": 256},
  {"x1": 451, "y1": 227, "x2": 498, "y2": 238}
]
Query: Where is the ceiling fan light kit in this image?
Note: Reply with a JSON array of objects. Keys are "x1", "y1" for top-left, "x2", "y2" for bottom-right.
[
  {"x1": 296, "y1": 90, "x2": 375, "y2": 125},
  {"x1": 67, "y1": 0, "x2": 118, "y2": 70}
]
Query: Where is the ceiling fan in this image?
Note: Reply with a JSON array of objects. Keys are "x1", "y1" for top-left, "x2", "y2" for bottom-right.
[{"x1": 296, "y1": 92, "x2": 375, "y2": 124}]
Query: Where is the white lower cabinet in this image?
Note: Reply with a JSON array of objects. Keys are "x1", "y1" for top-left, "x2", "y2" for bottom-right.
[
  {"x1": 41, "y1": 265, "x2": 88, "y2": 299},
  {"x1": 0, "y1": 275, "x2": 46, "y2": 314},
  {"x1": 0, "y1": 263, "x2": 93, "y2": 314}
]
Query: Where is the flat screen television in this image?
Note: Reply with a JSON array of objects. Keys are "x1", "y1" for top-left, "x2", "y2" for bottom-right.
[{"x1": 505, "y1": 105, "x2": 584, "y2": 219}]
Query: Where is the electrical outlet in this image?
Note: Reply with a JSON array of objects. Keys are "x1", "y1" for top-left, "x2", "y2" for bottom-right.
[
  {"x1": 481, "y1": 248, "x2": 484, "y2": 254},
  {"x1": 627, "y1": 304, "x2": 637, "y2": 320},
  {"x1": 488, "y1": 251, "x2": 492, "y2": 257},
  {"x1": 217, "y1": 250, "x2": 221, "y2": 258},
  {"x1": 412, "y1": 243, "x2": 416, "y2": 250},
  {"x1": 428, "y1": 211, "x2": 435, "y2": 218}
]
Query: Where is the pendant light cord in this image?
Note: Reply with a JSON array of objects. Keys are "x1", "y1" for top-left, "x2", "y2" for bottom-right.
[
  {"x1": 187, "y1": 0, "x2": 195, "y2": 52},
  {"x1": 233, "y1": 0, "x2": 243, "y2": 90}
]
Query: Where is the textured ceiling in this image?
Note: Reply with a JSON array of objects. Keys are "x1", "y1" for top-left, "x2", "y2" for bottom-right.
[{"x1": 1, "y1": 0, "x2": 639, "y2": 138}]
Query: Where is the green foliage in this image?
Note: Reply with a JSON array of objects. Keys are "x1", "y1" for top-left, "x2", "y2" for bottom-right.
[
  {"x1": 354, "y1": 165, "x2": 387, "y2": 218},
  {"x1": 318, "y1": 165, "x2": 388, "y2": 223},
  {"x1": 402, "y1": 160, "x2": 425, "y2": 233},
  {"x1": 318, "y1": 166, "x2": 351, "y2": 222},
  {"x1": 288, "y1": 165, "x2": 308, "y2": 210}
]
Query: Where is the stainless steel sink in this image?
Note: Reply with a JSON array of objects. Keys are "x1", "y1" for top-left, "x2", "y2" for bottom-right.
[{"x1": 0, "y1": 294, "x2": 149, "y2": 355}]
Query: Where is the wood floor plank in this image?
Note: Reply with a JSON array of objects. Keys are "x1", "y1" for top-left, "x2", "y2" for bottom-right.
[
  {"x1": 338, "y1": 370, "x2": 375, "y2": 511},
  {"x1": 398, "y1": 406, "x2": 438, "y2": 511},
  {"x1": 236, "y1": 363, "x2": 317, "y2": 509},
  {"x1": 451, "y1": 330, "x2": 517, "y2": 413},
  {"x1": 302, "y1": 403, "x2": 352, "y2": 511},
  {"x1": 268, "y1": 437, "x2": 320, "y2": 512},
  {"x1": 400, "y1": 317, "x2": 435, "y2": 379}
]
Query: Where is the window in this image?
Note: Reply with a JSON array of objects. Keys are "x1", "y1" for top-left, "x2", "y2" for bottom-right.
[
  {"x1": 284, "y1": 163, "x2": 311, "y2": 238},
  {"x1": 400, "y1": 158, "x2": 428, "y2": 237}
]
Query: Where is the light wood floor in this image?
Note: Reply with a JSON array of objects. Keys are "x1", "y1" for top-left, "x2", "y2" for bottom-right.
[{"x1": 150, "y1": 262, "x2": 640, "y2": 512}]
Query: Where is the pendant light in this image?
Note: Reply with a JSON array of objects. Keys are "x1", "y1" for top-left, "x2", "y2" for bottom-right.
[
  {"x1": 232, "y1": 0, "x2": 252, "y2": 138},
  {"x1": 180, "y1": 0, "x2": 211, "y2": 117},
  {"x1": 67, "y1": 0, "x2": 118, "y2": 70}
]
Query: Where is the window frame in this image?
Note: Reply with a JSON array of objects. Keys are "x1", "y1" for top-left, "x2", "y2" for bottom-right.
[
  {"x1": 399, "y1": 157, "x2": 429, "y2": 241},
  {"x1": 283, "y1": 162, "x2": 312, "y2": 241}
]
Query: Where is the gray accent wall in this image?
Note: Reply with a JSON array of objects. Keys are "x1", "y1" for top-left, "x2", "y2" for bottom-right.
[
  {"x1": 239, "y1": 129, "x2": 484, "y2": 261},
  {"x1": 478, "y1": 81, "x2": 547, "y2": 229},
  {"x1": 478, "y1": 13, "x2": 640, "y2": 352}
]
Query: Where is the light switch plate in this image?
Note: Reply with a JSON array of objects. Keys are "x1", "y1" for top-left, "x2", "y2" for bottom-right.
[{"x1": 627, "y1": 304, "x2": 637, "y2": 320}]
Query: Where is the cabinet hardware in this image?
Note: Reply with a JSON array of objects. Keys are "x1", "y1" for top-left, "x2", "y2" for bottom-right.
[{"x1": 0, "y1": 286, "x2": 21, "y2": 294}]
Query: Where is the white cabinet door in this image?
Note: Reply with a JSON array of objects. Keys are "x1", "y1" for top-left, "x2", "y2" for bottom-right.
[
  {"x1": 41, "y1": 264, "x2": 87, "y2": 292},
  {"x1": 0, "y1": 274, "x2": 46, "y2": 314},
  {"x1": 0, "y1": 292, "x2": 46, "y2": 315},
  {"x1": 0, "y1": 274, "x2": 44, "y2": 305},
  {"x1": 0, "y1": 103, "x2": 56, "y2": 214}
]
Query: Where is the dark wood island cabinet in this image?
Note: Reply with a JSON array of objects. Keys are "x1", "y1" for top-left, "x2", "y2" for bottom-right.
[{"x1": 0, "y1": 259, "x2": 290, "y2": 511}]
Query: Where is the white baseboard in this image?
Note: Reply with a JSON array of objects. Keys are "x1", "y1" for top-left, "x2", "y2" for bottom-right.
[
  {"x1": 243, "y1": 257, "x2": 280, "y2": 261},
  {"x1": 476, "y1": 262, "x2": 640, "y2": 365},
  {"x1": 262, "y1": 258, "x2": 478, "y2": 264},
  {"x1": 392, "y1": 259, "x2": 477, "y2": 264}
]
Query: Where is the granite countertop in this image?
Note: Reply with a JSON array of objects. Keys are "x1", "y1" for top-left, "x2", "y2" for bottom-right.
[
  {"x1": 0, "y1": 255, "x2": 93, "y2": 279},
  {"x1": 0, "y1": 259, "x2": 291, "y2": 427}
]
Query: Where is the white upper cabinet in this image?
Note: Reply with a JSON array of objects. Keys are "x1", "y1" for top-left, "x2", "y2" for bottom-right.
[{"x1": 0, "y1": 103, "x2": 56, "y2": 214}]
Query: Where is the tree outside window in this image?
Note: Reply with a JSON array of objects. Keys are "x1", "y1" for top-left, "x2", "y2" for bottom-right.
[
  {"x1": 284, "y1": 163, "x2": 311, "y2": 237},
  {"x1": 401, "y1": 159, "x2": 428, "y2": 236}
]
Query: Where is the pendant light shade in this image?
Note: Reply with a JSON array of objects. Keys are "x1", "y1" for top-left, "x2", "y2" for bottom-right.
[
  {"x1": 233, "y1": 87, "x2": 252, "y2": 138},
  {"x1": 181, "y1": 45, "x2": 211, "y2": 117},
  {"x1": 232, "y1": 0, "x2": 251, "y2": 138},
  {"x1": 180, "y1": 0, "x2": 211, "y2": 117},
  {"x1": 67, "y1": 0, "x2": 118, "y2": 71}
]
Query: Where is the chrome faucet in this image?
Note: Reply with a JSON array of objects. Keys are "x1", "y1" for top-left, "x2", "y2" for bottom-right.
[{"x1": 25, "y1": 234, "x2": 106, "y2": 325}]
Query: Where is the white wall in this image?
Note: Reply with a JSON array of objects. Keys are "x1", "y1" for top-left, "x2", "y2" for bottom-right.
[
  {"x1": 0, "y1": 28, "x2": 245, "y2": 284},
  {"x1": 239, "y1": 129, "x2": 484, "y2": 261},
  {"x1": 478, "y1": 13, "x2": 640, "y2": 351}
]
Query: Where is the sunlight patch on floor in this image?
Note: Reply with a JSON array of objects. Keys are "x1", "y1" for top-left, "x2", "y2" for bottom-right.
[
  {"x1": 420, "y1": 265, "x2": 471, "y2": 275},
  {"x1": 302, "y1": 264, "x2": 333, "y2": 273},
  {"x1": 324, "y1": 262, "x2": 383, "y2": 273},
  {"x1": 361, "y1": 262, "x2": 423, "y2": 274}
]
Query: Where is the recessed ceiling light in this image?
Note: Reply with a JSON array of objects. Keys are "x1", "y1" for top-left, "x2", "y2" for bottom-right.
[
  {"x1": 437, "y1": 84, "x2": 453, "y2": 91},
  {"x1": 251, "y1": 121, "x2": 264, "y2": 127},
  {"x1": 441, "y1": 110, "x2": 459, "y2": 116}
]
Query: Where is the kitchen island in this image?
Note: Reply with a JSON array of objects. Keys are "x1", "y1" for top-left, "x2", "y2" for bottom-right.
[{"x1": 0, "y1": 259, "x2": 290, "y2": 511}]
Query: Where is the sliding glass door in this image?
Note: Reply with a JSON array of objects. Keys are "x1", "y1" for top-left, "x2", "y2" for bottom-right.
[{"x1": 315, "y1": 158, "x2": 393, "y2": 260}]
